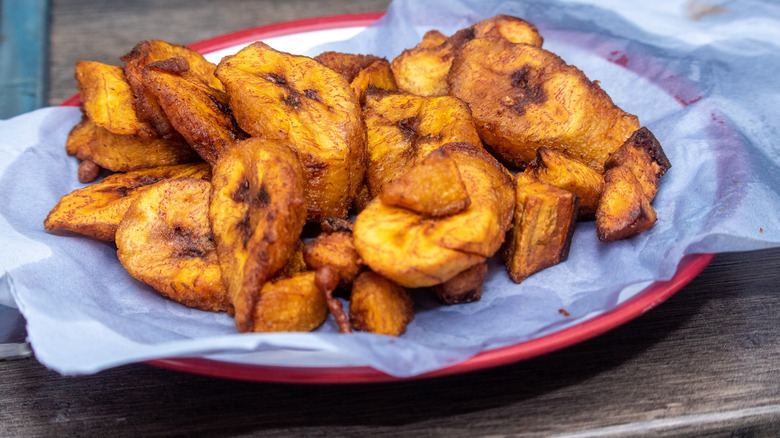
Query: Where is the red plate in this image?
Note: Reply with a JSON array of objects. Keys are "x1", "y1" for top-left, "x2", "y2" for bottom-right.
[{"x1": 62, "y1": 13, "x2": 714, "y2": 384}]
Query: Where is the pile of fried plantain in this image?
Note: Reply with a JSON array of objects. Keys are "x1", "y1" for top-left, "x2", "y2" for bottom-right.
[{"x1": 45, "y1": 13, "x2": 671, "y2": 337}]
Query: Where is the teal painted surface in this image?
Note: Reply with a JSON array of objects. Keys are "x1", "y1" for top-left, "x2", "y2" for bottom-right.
[{"x1": 0, "y1": 0, "x2": 50, "y2": 119}]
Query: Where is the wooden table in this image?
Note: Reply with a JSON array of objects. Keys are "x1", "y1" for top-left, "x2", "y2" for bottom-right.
[{"x1": 2, "y1": 1, "x2": 779, "y2": 436}]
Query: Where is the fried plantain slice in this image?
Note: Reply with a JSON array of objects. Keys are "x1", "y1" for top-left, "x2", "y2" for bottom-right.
[
  {"x1": 314, "y1": 51, "x2": 397, "y2": 103},
  {"x1": 379, "y1": 146, "x2": 470, "y2": 217},
  {"x1": 595, "y1": 166, "x2": 657, "y2": 242},
  {"x1": 349, "y1": 271, "x2": 414, "y2": 336},
  {"x1": 143, "y1": 57, "x2": 246, "y2": 165},
  {"x1": 503, "y1": 173, "x2": 579, "y2": 284},
  {"x1": 313, "y1": 51, "x2": 383, "y2": 82},
  {"x1": 448, "y1": 36, "x2": 640, "y2": 171},
  {"x1": 209, "y1": 138, "x2": 307, "y2": 333},
  {"x1": 604, "y1": 127, "x2": 671, "y2": 201},
  {"x1": 44, "y1": 162, "x2": 211, "y2": 241},
  {"x1": 303, "y1": 231, "x2": 363, "y2": 286},
  {"x1": 350, "y1": 60, "x2": 397, "y2": 103},
  {"x1": 431, "y1": 261, "x2": 488, "y2": 305},
  {"x1": 525, "y1": 147, "x2": 604, "y2": 220},
  {"x1": 354, "y1": 142, "x2": 514, "y2": 288},
  {"x1": 363, "y1": 89, "x2": 482, "y2": 197},
  {"x1": 251, "y1": 271, "x2": 328, "y2": 333},
  {"x1": 122, "y1": 40, "x2": 223, "y2": 139},
  {"x1": 74, "y1": 60, "x2": 154, "y2": 137},
  {"x1": 115, "y1": 178, "x2": 229, "y2": 312},
  {"x1": 215, "y1": 42, "x2": 365, "y2": 221},
  {"x1": 65, "y1": 117, "x2": 201, "y2": 173},
  {"x1": 391, "y1": 15, "x2": 543, "y2": 97}
]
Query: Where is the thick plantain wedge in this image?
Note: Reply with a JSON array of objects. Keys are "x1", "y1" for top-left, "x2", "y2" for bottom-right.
[
  {"x1": 209, "y1": 138, "x2": 307, "y2": 333},
  {"x1": 353, "y1": 142, "x2": 514, "y2": 288},
  {"x1": 379, "y1": 146, "x2": 471, "y2": 217},
  {"x1": 122, "y1": 39, "x2": 224, "y2": 139},
  {"x1": 251, "y1": 271, "x2": 328, "y2": 333},
  {"x1": 391, "y1": 15, "x2": 544, "y2": 97},
  {"x1": 349, "y1": 271, "x2": 414, "y2": 336},
  {"x1": 44, "y1": 162, "x2": 211, "y2": 241},
  {"x1": 215, "y1": 42, "x2": 365, "y2": 221},
  {"x1": 596, "y1": 165, "x2": 658, "y2": 242},
  {"x1": 604, "y1": 126, "x2": 671, "y2": 201},
  {"x1": 74, "y1": 60, "x2": 155, "y2": 137},
  {"x1": 503, "y1": 172, "x2": 580, "y2": 284},
  {"x1": 143, "y1": 57, "x2": 246, "y2": 165},
  {"x1": 363, "y1": 89, "x2": 482, "y2": 197},
  {"x1": 525, "y1": 147, "x2": 605, "y2": 220},
  {"x1": 65, "y1": 116, "x2": 201, "y2": 173},
  {"x1": 448, "y1": 36, "x2": 640, "y2": 171},
  {"x1": 116, "y1": 178, "x2": 229, "y2": 312}
]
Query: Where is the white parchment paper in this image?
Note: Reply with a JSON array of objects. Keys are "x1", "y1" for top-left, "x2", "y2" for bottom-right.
[{"x1": 1, "y1": 0, "x2": 778, "y2": 378}]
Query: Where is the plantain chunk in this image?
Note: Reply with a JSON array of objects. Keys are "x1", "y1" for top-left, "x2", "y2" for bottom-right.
[
  {"x1": 142, "y1": 57, "x2": 246, "y2": 165},
  {"x1": 354, "y1": 142, "x2": 514, "y2": 288},
  {"x1": 314, "y1": 51, "x2": 397, "y2": 102},
  {"x1": 122, "y1": 40, "x2": 223, "y2": 139},
  {"x1": 215, "y1": 42, "x2": 365, "y2": 221},
  {"x1": 525, "y1": 147, "x2": 604, "y2": 220},
  {"x1": 349, "y1": 271, "x2": 414, "y2": 336},
  {"x1": 448, "y1": 36, "x2": 640, "y2": 171},
  {"x1": 604, "y1": 127, "x2": 671, "y2": 201},
  {"x1": 116, "y1": 178, "x2": 229, "y2": 312},
  {"x1": 379, "y1": 146, "x2": 470, "y2": 217},
  {"x1": 391, "y1": 15, "x2": 543, "y2": 97},
  {"x1": 74, "y1": 61, "x2": 154, "y2": 137},
  {"x1": 503, "y1": 173, "x2": 580, "y2": 284},
  {"x1": 363, "y1": 89, "x2": 482, "y2": 197},
  {"x1": 303, "y1": 231, "x2": 363, "y2": 287},
  {"x1": 209, "y1": 138, "x2": 307, "y2": 333},
  {"x1": 65, "y1": 117, "x2": 200, "y2": 173},
  {"x1": 595, "y1": 166, "x2": 657, "y2": 242},
  {"x1": 432, "y1": 261, "x2": 488, "y2": 304},
  {"x1": 251, "y1": 271, "x2": 328, "y2": 333},
  {"x1": 44, "y1": 162, "x2": 211, "y2": 241}
]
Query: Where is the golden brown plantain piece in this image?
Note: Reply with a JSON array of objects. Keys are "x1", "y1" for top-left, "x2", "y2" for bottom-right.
[
  {"x1": 595, "y1": 166, "x2": 657, "y2": 242},
  {"x1": 314, "y1": 51, "x2": 397, "y2": 102},
  {"x1": 44, "y1": 162, "x2": 211, "y2": 241},
  {"x1": 379, "y1": 146, "x2": 470, "y2": 217},
  {"x1": 391, "y1": 15, "x2": 543, "y2": 97},
  {"x1": 74, "y1": 60, "x2": 154, "y2": 137},
  {"x1": 525, "y1": 147, "x2": 604, "y2": 220},
  {"x1": 115, "y1": 178, "x2": 229, "y2": 312},
  {"x1": 122, "y1": 40, "x2": 223, "y2": 139},
  {"x1": 363, "y1": 89, "x2": 482, "y2": 197},
  {"x1": 431, "y1": 261, "x2": 488, "y2": 305},
  {"x1": 66, "y1": 117, "x2": 200, "y2": 173},
  {"x1": 303, "y1": 231, "x2": 363, "y2": 286},
  {"x1": 503, "y1": 172, "x2": 580, "y2": 284},
  {"x1": 349, "y1": 271, "x2": 414, "y2": 336},
  {"x1": 354, "y1": 142, "x2": 514, "y2": 288},
  {"x1": 143, "y1": 57, "x2": 246, "y2": 165},
  {"x1": 251, "y1": 271, "x2": 328, "y2": 332},
  {"x1": 448, "y1": 36, "x2": 640, "y2": 171},
  {"x1": 215, "y1": 42, "x2": 365, "y2": 221},
  {"x1": 209, "y1": 138, "x2": 307, "y2": 333},
  {"x1": 604, "y1": 127, "x2": 671, "y2": 201},
  {"x1": 313, "y1": 51, "x2": 383, "y2": 82}
]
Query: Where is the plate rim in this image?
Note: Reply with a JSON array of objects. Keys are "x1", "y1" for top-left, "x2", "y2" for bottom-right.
[{"x1": 60, "y1": 12, "x2": 715, "y2": 384}]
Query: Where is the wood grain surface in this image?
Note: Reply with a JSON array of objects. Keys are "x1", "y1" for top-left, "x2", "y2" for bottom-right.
[{"x1": 2, "y1": 0, "x2": 778, "y2": 436}]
